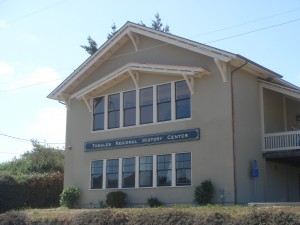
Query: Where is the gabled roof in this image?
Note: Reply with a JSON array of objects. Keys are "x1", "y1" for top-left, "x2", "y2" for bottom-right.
[{"x1": 48, "y1": 21, "x2": 295, "y2": 102}]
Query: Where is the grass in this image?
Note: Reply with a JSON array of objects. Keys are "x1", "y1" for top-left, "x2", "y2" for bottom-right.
[{"x1": 1, "y1": 205, "x2": 300, "y2": 225}]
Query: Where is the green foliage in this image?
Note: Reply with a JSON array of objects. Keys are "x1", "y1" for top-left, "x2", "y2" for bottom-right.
[
  {"x1": 80, "y1": 35, "x2": 98, "y2": 55},
  {"x1": 0, "y1": 140, "x2": 64, "y2": 175},
  {"x1": 60, "y1": 186, "x2": 80, "y2": 209},
  {"x1": 0, "y1": 211, "x2": 29, "y2": 225},
  {"x1": 0, "y1": 173, "x2": 63, "y2": 212},
  {"x1": 107, "y1": 23, "x2": 118, "y2": 40},
  {"x1": 73, "y1": 209, "x2": 130, "y2": 225},
  {"x1": 194, "y1": 179, "x2": 215, "y2": 205},
  {"x1": 151, "y1": 13, "x2": 170, "y2": 33},
  {"x1": 147, "y1": 197, "x2": 163, "y2": 208},
  {"x1": 106, "y1": 191, "x2": 127, "y2": 208}
]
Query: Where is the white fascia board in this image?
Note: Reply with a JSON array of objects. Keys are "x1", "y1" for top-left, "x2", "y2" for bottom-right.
[
  {"x1": 260, "y1": 80, "x2": 300, "y2": 100},
  {"x1": 71, "y1": 63, "x2": 209, "y2": 99},
  {"x1": 128, "y1": 26, "x2": 235, "y2": 62}
]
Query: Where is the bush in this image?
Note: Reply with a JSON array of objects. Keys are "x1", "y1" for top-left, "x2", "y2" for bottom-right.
[
  {"x1": 147, "y1": 197, "x2": 163, "y2": 208},
  {"x1": 106, "y1": 191, "x2": 127, "y2": 208},
  {"x1": 73, "y1": 209, "x2": 130, "y2": 225},
  {"x1": 0, "y1": 211, "x2": 28, "y2": 225},
  {"x1": 194, "y1": 179, "x2": 215, "y2": 205},
  {"x1": 60, "y1": 186, "x2": 80, "y2": 208}
]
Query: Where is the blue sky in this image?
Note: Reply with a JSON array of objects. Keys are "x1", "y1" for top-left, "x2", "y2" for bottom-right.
[{"x1": 0, "y1": 0, "x2": 300, "y2": 162}]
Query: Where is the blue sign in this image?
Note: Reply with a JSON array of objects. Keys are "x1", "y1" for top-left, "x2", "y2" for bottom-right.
[
  {"x1": 252, "y1": 160, "x2": 259, "y2": 177},
  {"x1": 85, "y1": 128, "x2": 200, "y2": 152}
]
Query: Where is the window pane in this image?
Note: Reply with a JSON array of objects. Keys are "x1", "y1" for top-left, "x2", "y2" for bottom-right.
[
  {"x1": 140, "y1": 87, "x2": 153, "y2": 106},
  {"x1": 176, "y1": 153, "x2": 191, "y2": 186},
  {"x1": 91, "y1": 160, "x2": 103, "y2": 189},
  {"x1": 94, "y1": 97, "x2": 104, "y2": 113},
  {"x1": 140, "y1": 105, "x2": 153, "y2": 124},
  {"x1": 139, "y1": 156, "x2": 153, "y2": 187},
  {"x1": 108, "y1": 111, "x2": 120, "y2": 129},
  {"x1": 124, "y1": 91, "x2": 136, "y2": 108},
  {"x1": 157, "y1": 155, "x2": 171, "y2": 186},
  {"x1": 106, "y1": 159, "x2": 119, "y2": 189},
  {"x1": 176, "y1": 81, "x2": 190, "y2": 100},
  {"x1": 122, "y1": 158, "x2": 135, "y2": 188},
  {"x1": 108, "y1": 94, "x2": 120, "y2": 111},
  {"x1": 176, "y1": 99, "x2": 191, "y2": 119},
  {"x1": 157, "y1": 102, "x2": 171, "y2": 122},
  {"x1": 157, "y1": 84, "x2": 171, "y2": 103},
  {"x1": 176, "y1": 81, "x2": 191, "y2": 120},
  {"x1": 124, "y1": 108, "x2": 136, "y2": 126}
]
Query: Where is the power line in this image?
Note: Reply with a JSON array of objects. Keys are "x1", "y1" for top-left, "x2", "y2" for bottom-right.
[
  {"x1": 3, "y1": 0, "x2": 68, "y2": 25},
  {"x1": 205, "y1": 17, "x2": 300, "y2": 44}
]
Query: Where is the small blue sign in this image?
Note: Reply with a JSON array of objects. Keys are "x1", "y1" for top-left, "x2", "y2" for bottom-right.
[
  {"x1": 252, "y1": 160, "x2": 259, "y2": 177},
  {"x1": 85, "y1": 128, "x2": 200, "y2": 152}
]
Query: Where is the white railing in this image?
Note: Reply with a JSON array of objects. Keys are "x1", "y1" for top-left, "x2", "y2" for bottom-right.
[{"x1": 264, "y1": 130, "x2": 300, "y2": 152}]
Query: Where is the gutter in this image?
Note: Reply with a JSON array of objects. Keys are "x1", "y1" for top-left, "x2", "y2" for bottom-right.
[{"x1": 230, "y1": 59, "x2": 248, "y2": 204}]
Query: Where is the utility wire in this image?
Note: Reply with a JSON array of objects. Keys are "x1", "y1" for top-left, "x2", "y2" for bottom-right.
[{"x1": 3, "y1": 0, "x2": 68, "y2": 25}]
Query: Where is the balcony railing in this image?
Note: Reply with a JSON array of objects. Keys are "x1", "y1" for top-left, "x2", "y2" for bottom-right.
[{"x1": 264, "y1": 130, "x2": 300, "y2": 152}]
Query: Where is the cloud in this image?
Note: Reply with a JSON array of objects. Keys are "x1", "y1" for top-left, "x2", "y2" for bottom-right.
[
  {"x1": 0, "y1": 20, "x2": 7, "y2": 29},
  {"x1": 0, "y1": 61, "x2": 15, "y2": 76},
  {"x1": 22, "y1": 33, "x2": 40, "y2": 42},
  {"x1": 28, "y1": 107, "x2": 66, "y2": 146}
]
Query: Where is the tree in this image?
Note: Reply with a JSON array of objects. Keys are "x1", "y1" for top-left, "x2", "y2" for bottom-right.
[
  {"x1": 80, "y1": 35, "x2": 98, "y2": 55},
  {"x1": 81, "y1": 14, "x2": 170, "y2": 55},
  {"x1": 107, "y1": 23, "x2": 118, "y2": 40},
  {"x1": 151, "y1": 13, "x2": 170, "y2": 33},
  {"x1": 0, "y1": 140, "x2": 64, "y2": 175}
]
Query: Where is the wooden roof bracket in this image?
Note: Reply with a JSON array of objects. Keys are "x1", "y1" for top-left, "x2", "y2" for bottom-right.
[
  {"x1": 182, "y1": 74, "x2": 194, "y2": 95},
  {"x1": 61, "y1": 95, "x2": 71, "y2": 111},
  {"x1": 82, "y1": 95, "x2": 92, "y2": 113},
  {"x1": 127, "y1": 31, "x2": 139, "y2": 51},
  {"x1": 214, "y1": 58, "x2": 227, "y2": 82},
  {"x1": 129, "y1": 70, "x2": 139, "y2": 89}
]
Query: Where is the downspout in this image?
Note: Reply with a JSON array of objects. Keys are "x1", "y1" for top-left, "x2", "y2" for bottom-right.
[{"x1": 230, "y1": 59, "x2": 247, "y2": 204}]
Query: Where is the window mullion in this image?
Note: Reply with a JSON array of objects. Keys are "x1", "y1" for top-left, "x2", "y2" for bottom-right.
[
  {"x1": 103, "y1": 159, "x2": 107, "y2": 189},
  {"x1": 120, "y1": 92, "x2": 124, "y2": 128},
  {"x1": 135, "y1": 156, "x2": 139, "y2": 188},
  {"x1": 153, "y1": 85, "x2": 157, "y2": 123},
  {"x1": 153, "y1": 155, "x2": 157, "y2": 187},
  {"x1": 172, "y1": 153, "x2": 176, "y2": 187},
  {"x1": 104, "y1": 95, "x2": 108, "y2": 130},
  {"x1": 171, "y1": 82, "x2": 175, "y2": 120},
  {"x1": 136, "y1": 89, "x2": 140, "y2": 125},
  {"x1": 118, "y1": 158, "x2": 122, "y2": 189}
]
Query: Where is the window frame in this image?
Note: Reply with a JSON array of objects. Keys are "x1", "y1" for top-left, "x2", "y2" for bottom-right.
[
  {"x1": 108, "y1": 93, "x2": 120, "y2": 129},
  {"x1": 157, "y1": 83, "x2": 172, "y2": 122},
  {"x1": 90, "y1": 160, "x2": 103, "y2": 189},
  {"x1": 139, "y1": 156, "x2": 153, "y2": 187},
  {"x1": 123, "y1": 90, "x2": 136, "y2": 127},
  {"x1": 106, "y1": 159, "x2": 119, "y2": 189},
  {"x1": 175, "y1": 153, "x2": 191, "y2": 186},
  {"x1": 157, "y1": 154, "x2": 172, "y2": 187},
  {"x1": 175, "y1": 80, "x2": 191, "y2": 120},
  {"x1": 122, "y1": 157, "x2": 135, "y2": 188}
]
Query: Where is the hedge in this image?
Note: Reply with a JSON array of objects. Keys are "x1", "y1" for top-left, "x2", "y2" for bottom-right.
[{"x1": 0, "y1": 172, "x2": 63, "y2": 212}]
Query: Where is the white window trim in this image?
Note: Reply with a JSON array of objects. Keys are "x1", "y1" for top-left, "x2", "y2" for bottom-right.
[
  {"x1": 89, "y1": 152, "x2": 192, "y2": 191},
  {"x1": 91, "y1": 80, "x2": 192, "y2": 133}
]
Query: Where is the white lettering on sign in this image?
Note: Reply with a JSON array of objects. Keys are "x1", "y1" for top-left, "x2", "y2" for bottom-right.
[
  {"x1": 167, "y1": 133, "x2": 189, "y2": 140},
  {"x1": 115, "y1": 139, "x2": 138, "y2": 146},
  {"x1": 141, "y1": 136, "x2": 163, "y2": 143}
]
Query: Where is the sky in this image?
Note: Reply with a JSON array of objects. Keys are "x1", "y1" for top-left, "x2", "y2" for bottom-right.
[{"x1": 0, "y1": 0, "x2": 300, "y2": 163}]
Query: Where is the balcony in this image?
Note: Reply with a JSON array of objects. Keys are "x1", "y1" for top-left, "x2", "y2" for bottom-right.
[{"x1": 264, "y1": 130, "x2": 300, "y2": 152}]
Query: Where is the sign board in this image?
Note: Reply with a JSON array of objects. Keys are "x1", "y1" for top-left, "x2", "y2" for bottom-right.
[
  {"x1": 85, "y1": 128, "x2": 200, "y2": 152},
  {"x1": 252, "y1": 160, "x2": 259, "y2": 177}
]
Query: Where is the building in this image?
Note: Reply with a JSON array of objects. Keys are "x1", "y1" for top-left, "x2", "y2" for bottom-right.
[{"x1": 48, "y1": 22, "x2": 300, "y2": 206}]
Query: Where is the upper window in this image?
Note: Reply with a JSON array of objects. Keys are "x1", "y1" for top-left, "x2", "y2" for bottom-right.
[
  {"x1": 139, "y1": 156, "x2": 153, "y2": 187},
  {"x1": 176, "y1": 153, "x2": 191, "y2": 186},
  {"x1": 91, "y1": 160, "x2": 103, "y2": 189},
  {"x1": 93, "y1": 97, "x2": 105, "y2": 131},
  {"x1": 122, "y1": 158, "x2": 135, "y2": 188},
  {"x1": 123, "y1": 90, "x2": 136, "y2": 127},
  {"x1": 157, "y1": 154, "x2": 172, "y2": 186},
  {"x1": 175, "y1": 81, "x2": 191, "y2": 119},
  {"x1": 92, "y1": 80, "x2": 191, "y2": 131},
  {"x1": 140, "y1": 87, "x2": 153, "y2": 124},
  {"x1": 157, "y1": 83, "x2": 171, "y2": 122},
  {"x1": 108, "y1": 94, "x2": 120, "y2": 129},
  {"x1": 106, "y1": 159, "x2": 119, "y2": 188}
]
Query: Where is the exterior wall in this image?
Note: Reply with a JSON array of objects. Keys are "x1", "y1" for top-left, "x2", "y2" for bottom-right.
[
  {"x1": 232, "y1": 70, "x2": 265, "y2": 203},
  {"x1": 265, "y1": 161, "x2": 300, "y2": 202},
  {"x1": 64, "y1": 37, "x2": 236, "y2": 206},
  {"x1": 263, "y1": 89, "x2": 284, "y2": 133}
]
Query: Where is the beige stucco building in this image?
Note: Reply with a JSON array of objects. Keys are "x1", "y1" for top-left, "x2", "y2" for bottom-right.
[{"x1": 48, "y1": 22, "x2": 300, "y2": 206}]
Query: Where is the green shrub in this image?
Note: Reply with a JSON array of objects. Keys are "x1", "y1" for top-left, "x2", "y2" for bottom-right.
[
  {"x1": 73, "y1": 209, "x2": 130, "y2": 225},
  {"x1": 106, "y1": 191, "x2": 127, "y2": 208},
  {"x1": 60, "y1": 186, "x2": 80, "y2": 208},
  {"x1": 194, "y1": 179, "x2": 215, "y2": 205},
  {"x1": 147, "y1": 197, "x2": 163, "y2": 208},
  {"x1": 0, "y1": 211, "x2": 28, "y2": 225}
]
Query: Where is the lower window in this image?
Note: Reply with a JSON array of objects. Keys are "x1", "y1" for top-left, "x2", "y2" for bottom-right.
[
  {"x1": 122, "y1": 158, "x2": 135, "y2": 188},
  {"x1": 91, "y1": 160, "x2": 103, "y2": 189},
  {"x1": 176, "y1": 153, "x2": 191, "y2": 186},
  {"x1": 106, "y1": 159, "x2": 119, "y2": 188},
  {"x1": 157, "y1": 154, "x2": 172, "y2": 186},
  {"x1": 139, "y1": 156, "x2": 153, "y2": 187}
]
